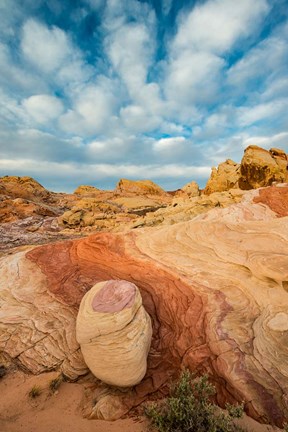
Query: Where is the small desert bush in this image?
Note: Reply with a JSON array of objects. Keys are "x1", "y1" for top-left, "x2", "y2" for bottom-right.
[
  {"x1": 49, "y1": 375, "x2": 63, "y2": 393},
  {"x1": 145, "y1": 370, "x2": 245, "y2": 432},
  {"x1": 29, "y1": 385, "x2": 41, "y2": 398}
]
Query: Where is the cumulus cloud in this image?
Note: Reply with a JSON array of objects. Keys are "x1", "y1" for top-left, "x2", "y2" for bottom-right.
[
  {"x1": 0, "y1": 0, "x2": 287, "y2": 192},
  {"x1": 164, "y1": 0, "x2": 269, "y2": 110},
  {"x1": 105, "y1": 22, "x2": 154, "y2": 98},
  {"x1": 243, "y1": 132, "x2": 288, "y2": 150},
  {"x1": 227, "y1": 22, "x2": 288, "y2": 90},
  {"x1": 22, "y1": 94, "x2": 64, "y2": 124},
  {"x1": 165, "y1": 51, "x2": 225, "y2": 105},
  {"x1": 120, "y1": 104, "x2": 161, "y2": 133},
  {"x1": 173, "y1": 0, "x2": 269, "y2": 54},
  {"x1": 21, "y1": 19, "x2": 72, "y2": 73},
  {"x1": 59, "y1": 82, "x2": 116, "y2": 136},
  {"x1": 153, "y1": 136, "x2": 186, "y2": 154},
  {"x1": 237, "y1": 99, "x2": 288, "y2": 127}
]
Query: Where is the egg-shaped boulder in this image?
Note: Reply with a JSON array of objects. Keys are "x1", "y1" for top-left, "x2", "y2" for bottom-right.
[{"x1": 76, "y1": 280, "x2": 152, "y2": 387}]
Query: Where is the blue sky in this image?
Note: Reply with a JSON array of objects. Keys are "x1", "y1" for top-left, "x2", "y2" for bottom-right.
[{"x1": 0, "y1": 0, "x2": 287, "y2": 192}]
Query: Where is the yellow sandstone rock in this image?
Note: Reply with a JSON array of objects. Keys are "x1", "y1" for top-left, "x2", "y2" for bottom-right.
[{"x1": 76, "y1": 280, "x2": 152, "y2": 387}]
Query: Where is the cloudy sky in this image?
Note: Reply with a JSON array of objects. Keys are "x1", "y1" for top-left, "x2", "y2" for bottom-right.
[{"x1": 0, "y1": 0, "x2": 287, "y2": 192}]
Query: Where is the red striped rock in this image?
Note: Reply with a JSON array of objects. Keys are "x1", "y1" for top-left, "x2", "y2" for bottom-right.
[{"x1": 1, "y1": 184, "x2": 288, "y2": 425}]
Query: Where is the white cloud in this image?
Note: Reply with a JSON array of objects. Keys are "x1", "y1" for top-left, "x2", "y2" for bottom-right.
[
  {"x1": 22, "y1": 94, "x2": 64, "y2": 124},
  {"x1": 0, "y1": 42, "x2": 46, "y2": 93},
  {"x1": 21, "y1": 19, "x2": 72, "y2": 73},
  {"x1": 0, "y1": 88, "x2": 27, "y2": 125},
  {"x1": 120, "y1": 104, "x2": 161, "y2": 133},
  {"x1": 227, "y1": 24, "x2": 288, "y2": 89},
  {"x1": 59, "y1": 83, "x2": 116, "y2": 136},
  {"x1": 165, "y1": 51, "x2": 224, "y2": 105},
  {"x1": 163, "y1": 0, "x2": 269, "y2": 110},
  {"x1": 106, "y1": 22, "x2": 154, "y2": 97},
  {"x1": 153, "y1": 136, "x2": 186, "y2": 153},
  {"x1": 174, "y1": 0, "x2": 269, "y2": 54},
  {"x1": 193, "y1": 111, "x2": 230, "y2": 139},
  {"x1": 243, "y1": 132, "x2": 288, "y2": 150},
  {"x1": 237, "y1": 99, "x2": 288, "y2": 126},
  {"x1": 86, "y1": 136, "x2": 133, "y2": 160}
]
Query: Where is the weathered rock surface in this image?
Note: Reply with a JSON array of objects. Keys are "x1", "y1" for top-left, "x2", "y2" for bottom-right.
[
  {"x1": 129, "y1": 189, "x2": 245, "y2": 229},
  {"x1": 76, "y1": 280, "x2": 152, "y2": 387},
  {"x1": 74, "y1": 185, "x2": 101, "y2": 195},
  {"x1": 115, "y1": 178, "x2": 167, "y2": 196},
  {"x1": 204, "y1": 146, "x2": 288, "y2": 194},
  {"x1": 204, "y1": 159, "x2": 240, "y2": 195},
  {"x1": 253, "y1": 184, "x2": 288, "y2": 217},
  {"x1": 0, "y1": 184, "x2": 285, "y2": 424},
  {"x1": 0, "y1": 176, "x2": 51, "y2": 202},
  {"x1": 0, "y1": 248, "x2": 88, "y2": 379},
  {"x1": 0, "y1": 196, "x2": 58, "y2": 223},
  {"x1": 239, "y1": 146, "x2": 288, "y2": 189},
  {"x1": 180, "y1": 180, "x2": 200, "y2": 197}
]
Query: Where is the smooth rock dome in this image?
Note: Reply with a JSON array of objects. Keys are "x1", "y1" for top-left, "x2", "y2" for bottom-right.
[{"x1": 76, "y1": 280, "x2": 152, "y2": 387}]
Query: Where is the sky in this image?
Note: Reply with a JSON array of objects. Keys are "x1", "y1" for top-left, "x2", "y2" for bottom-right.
[{"x1": 0, "y1": 0, "x2": 288, "y2": 192}]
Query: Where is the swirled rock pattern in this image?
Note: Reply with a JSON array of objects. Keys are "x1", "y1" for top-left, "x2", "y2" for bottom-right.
[
  {"x1": 76, "y1": 280, "x2": 152, "y2": 387},
  {"x1": 1, "y1": 184, "x2": 288, "y2": 425},
  {"x1": 0, "y1": 248, "x2": 88, "y2": 379}
]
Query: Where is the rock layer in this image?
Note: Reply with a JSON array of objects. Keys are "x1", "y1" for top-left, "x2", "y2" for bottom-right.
[
  {"x1": 115, "y1": 178, "x2": 167, "y2": 196},
  {"x1": 1, "y1": 184, "x2": 288, "y2": 425},
  {"x1": 204, "y1": 159, "x2": 240, "y2": 194},
  {"x1": 76, "y1": 280, "x2": 152, "y2": 387},
  {"x1": 19, "y1": 185, "x2": 288, "y2": 425}
]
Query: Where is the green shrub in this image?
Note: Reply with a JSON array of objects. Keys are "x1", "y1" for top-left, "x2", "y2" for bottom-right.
[{"x1": 145, "y1": 370, "x2": 245, "y2": 432}]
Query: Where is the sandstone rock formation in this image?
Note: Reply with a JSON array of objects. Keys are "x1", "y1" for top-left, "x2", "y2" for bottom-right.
[
  {"x1": 74, "y1": 185, "x2": 101, "y2": 195},
  {"x1": 0, "y1": 184, "x2": 285, "y2": 424},
  {"x1": 129, "y1": 189, "x2": 245, "y2": 229},
  {"x1": 204, "y1": 146, "x2": 288, "y2": 194},
  {"x1": 0, "y1": 196, "x2": 58, "y2": 223},
  {"x1": 115, "y1": 178, "x2": 167, "y2": 196},
  {"x1": 0, "y1": 248, "x2": 88, "y2": 379},
  {"x1": 180, "y1": 180, "x2": 200, "y2": 197},
  {"x1": 0, "y1": 176, "x2": 51, "y2": 202},
  {"x1": 239, "y1": 145, "x2": 288, "y2": 189},
  {"x1": 76, "y1": 280, "x2": 152, "y2": 387},
  {"x1": 204, "y1": 159, "x2": 240, "y2": 194}
]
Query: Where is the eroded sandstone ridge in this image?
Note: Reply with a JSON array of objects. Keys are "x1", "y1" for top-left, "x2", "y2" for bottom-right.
[
  {"x1": 76, "y1": 280, "x2": 152, "y2": 387},
  {"x1": 204, "y1": 145, "x2": 288, "y2": 194},
  {"x1": 1, "y1": 184, "x2": 288, "y2": 425}
]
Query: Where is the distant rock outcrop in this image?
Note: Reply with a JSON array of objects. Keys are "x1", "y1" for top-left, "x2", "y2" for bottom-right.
[
  {"x1": 239, "y1": 145, "x2": 288, "y2": 189},
  {"x1": 204, "y1": 159, "x2": 240, "y2": 195},
  {"x1": 115, "y1": 178, "x2": 167, "y2": 196},
  {"x1": 204, "y1": 146, "x2": 288, "y2": 194},
  {"x1": 181, "y1": 180, "x2": 200, "y2": 197},
  {"x1": 76, "y1": 280, "x2": 152, "y2": 387},
  {"x1": 74, "y1": 185, "x2": 101, "y2": 195},
  {"x1": 0, "y1": 176, "x2": 51, "y2": 202}
]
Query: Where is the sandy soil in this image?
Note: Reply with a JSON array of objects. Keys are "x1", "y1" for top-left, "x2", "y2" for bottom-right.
[{"x1": 0, "y1": 369, "x2": 283, "y2": 432}]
